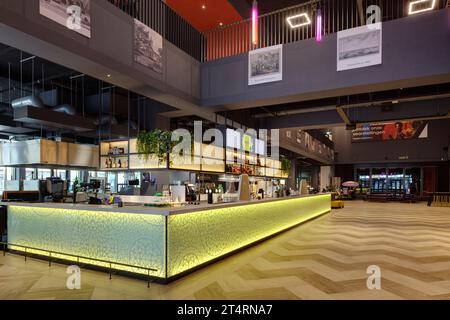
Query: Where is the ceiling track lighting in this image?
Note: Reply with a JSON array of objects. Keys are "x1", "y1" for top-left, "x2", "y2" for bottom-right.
[
  {"x1": 286, "y1": 13, "x2": 312, "y2": 29},
  {"x1": 408, "y1": 0, "x2": 437, "y2": 15}
]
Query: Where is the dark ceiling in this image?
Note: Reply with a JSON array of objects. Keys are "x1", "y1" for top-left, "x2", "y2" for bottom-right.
[{"x1": 0, "y1": 43, "x2": 176, "y2": 142}]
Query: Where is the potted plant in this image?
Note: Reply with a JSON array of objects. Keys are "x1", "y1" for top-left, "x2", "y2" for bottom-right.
[
  {"x1": 281, "y1": 157, "x2": 292, "y2": 176},
  {"x1": 136, "y1": 129, "x2": 174, "y2": 164}
]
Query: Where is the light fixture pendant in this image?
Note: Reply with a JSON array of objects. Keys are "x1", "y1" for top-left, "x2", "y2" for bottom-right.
[
  {"x1": 251, "y1": 0, "x2": 259, "y2": 47},
  {"x1": 316, "y1": 8, "x2": 323, "y2": 43}
]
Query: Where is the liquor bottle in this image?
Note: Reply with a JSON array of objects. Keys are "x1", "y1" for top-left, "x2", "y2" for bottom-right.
[
  {"x1": 113, "y1": 158, "x2": 117, "y2": 168},
  {"x1": 105, "y1": 158, "x2": 109, "y2": 169},
  {"x1": 118, "y1": 159, "x2": 122, "y2": 168}
]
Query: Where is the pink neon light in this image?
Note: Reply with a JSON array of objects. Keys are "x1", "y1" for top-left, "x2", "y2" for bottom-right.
[
  {"x1": 252, "y1": 1, "x2": 258, "y2": 46},
  {"x1": 316, "y1": 9, "x2": 323, "y2": 42}
]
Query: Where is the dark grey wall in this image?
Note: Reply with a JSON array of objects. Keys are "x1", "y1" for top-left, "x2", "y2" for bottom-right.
[
  {"x1": 332, "y1": 119, "x2": 450, "y2": 164},
  {"x1": 201, "y1": 9, "x2": 450, "y2": 110},
  {"x1": 0, "y1": 0, "x2": 208, "y2": 119}
]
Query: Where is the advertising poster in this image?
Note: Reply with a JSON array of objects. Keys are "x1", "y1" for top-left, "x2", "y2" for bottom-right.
[
  {"x1": 337, "y1": 23, "x2": 382, "y2": 71},
  {"x1": 248, "y1": 45, "x2": 283, "y2": 85},
  {"x1": 352, "y1": 121, "x2": 428, "y2": 142},
  {"x1": 134, "y1": 19, "x2": 163, "y2": 74},
  {"x1": 39, "y1": 0, "x2": 91, "y2": 38}
]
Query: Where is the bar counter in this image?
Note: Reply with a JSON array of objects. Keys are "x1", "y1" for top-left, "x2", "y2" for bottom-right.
[{"x1": 5, "y1": 194, "x2": 331, "y2": 282}]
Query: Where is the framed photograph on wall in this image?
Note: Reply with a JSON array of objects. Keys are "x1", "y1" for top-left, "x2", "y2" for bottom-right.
[
  {"x1": 134, "y1": 19, "x2": 163, "y2": 74},
  {"x1": 337, "y1": 23, "x2": 382, "y2": 71},
  {"x1": 248, "y1": 45, "x2": 283, "y2": 86},
  {"x1": 39, "y1": 0, "x2": 91, "y2": 38}
]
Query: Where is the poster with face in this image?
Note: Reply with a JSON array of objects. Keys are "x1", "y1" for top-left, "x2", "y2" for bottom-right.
[{"x1": 352, "y1": 121, "x2": 428, "y2": 142}]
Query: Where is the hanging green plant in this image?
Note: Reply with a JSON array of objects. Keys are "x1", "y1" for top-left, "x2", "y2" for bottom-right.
[
  {"x1": 281, "y1": 157, "x2": 292, "y2": 175},
  {"x1": 136, "y1": 129, "x2": 175, "y2": 164}
]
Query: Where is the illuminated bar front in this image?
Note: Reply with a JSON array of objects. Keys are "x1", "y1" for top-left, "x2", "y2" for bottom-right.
[{"x1": 6, "y1": 194, "x2": 330, "y2": 282}]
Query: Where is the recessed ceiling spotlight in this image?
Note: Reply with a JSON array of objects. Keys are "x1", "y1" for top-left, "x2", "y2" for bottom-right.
[
  {"x1": 219, "y1": 22, "x2": 223, "y2": 26},
  {"x1": 106, "y1": 74, "x2": 111, "y2": 78},
  {"x1": 201, "y1": 5, "x2": 206, "y2": 10},
  {"x1": 408, "y1": 0, "x2": 436, "y2": 15},
  {"x1": 286, "y1": 13, "x2": 311, "y2": 29}
]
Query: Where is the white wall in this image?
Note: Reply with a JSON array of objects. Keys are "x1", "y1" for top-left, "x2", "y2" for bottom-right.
[{"x1": 320, "y1": 166, "x2": 333, "y2": 192}]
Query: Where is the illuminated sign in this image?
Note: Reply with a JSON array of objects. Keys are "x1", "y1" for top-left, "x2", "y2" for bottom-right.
[
  {"x1": 286, "y1": 13, "x2": 311, "y2": 29},
  {"x1": 408, "y1": 0, "x2": 437, "y2": 15}
]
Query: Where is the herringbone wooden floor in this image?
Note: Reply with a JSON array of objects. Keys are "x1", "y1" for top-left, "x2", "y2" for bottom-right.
[{"x1": 2, "y1": 201, "x2": 450, "y2": 300}]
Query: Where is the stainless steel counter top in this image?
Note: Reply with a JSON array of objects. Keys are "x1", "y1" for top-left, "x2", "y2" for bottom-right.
[{"x1": 2, "y1": 194, "x2": 330, "y2": 216}]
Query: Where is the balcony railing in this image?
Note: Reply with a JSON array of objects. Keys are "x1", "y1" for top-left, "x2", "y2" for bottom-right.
[
  {"x1": 109, "y1": 0, "x2": 446, "y2": 62},
  {"x1": 203, "y1": 0, "x2": 447, "y2": 61},
  {"x1": 108, "y1": 0, "x2": 206, "y2": 61}
]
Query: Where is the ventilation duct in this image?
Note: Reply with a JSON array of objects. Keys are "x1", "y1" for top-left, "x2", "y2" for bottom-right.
[
  {"x1": 120, "y1": 120, "x2": 138, "y2": 130},
  {"x1": 53, "y1": 104, "x2": 76, "y2": 115},
  {"x1": 94, "y1": 115, "x2": 118, "y2": 126},
  {"x1": 11, "y1": 96, "x2": 44, "y2": 109}
]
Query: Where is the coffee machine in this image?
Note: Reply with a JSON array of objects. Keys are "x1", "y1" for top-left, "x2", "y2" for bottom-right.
[{"x1": 185, "y1": 184, "x2": 198, "y2": 204}]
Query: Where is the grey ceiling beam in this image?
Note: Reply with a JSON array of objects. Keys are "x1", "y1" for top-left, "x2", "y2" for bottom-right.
[{"x1": 336, "y1": 107, "x2": 352, "y2": 126}]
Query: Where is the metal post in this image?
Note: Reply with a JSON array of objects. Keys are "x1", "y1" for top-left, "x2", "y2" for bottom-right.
[
  {"x1": 109, "y1": 263, "x2": 112, "y2": 280},
  {"x1": 147, "y1": 269, "x2": 151, "y2": 288},
  {"x1": 49, "y1": 252, "x2": 52, "y2": 267},
  {"x1": 3, "y1": 243, "x2": 6, "y2": 256},
  {"x1": 24, "y1": 247, "x2": 27, "y2": 262}
]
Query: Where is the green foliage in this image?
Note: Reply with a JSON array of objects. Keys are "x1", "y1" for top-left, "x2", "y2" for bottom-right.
[
  {"x1": 281, "y1": 157, "x2": 292, "y2": 175},
  {"x1": 136, "y1": 129, "x2": 176, "y2": 163}
]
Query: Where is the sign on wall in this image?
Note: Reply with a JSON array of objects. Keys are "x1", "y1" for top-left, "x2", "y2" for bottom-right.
[
  {"x1": 352, "y1": 121, "x2": 428, "y2": 143},
  {"x1": 39, "y1": 0, "x2": 91, "y2": 38},
  {"x1": 337, "y1": 23, "x2": 382, "y2": 71},
  {"x1": 134, "y1": 19, "x2": 163, "y2": 74},
  {"x1": 248, "y1": 45, "x2": 283, "y2": 86}
]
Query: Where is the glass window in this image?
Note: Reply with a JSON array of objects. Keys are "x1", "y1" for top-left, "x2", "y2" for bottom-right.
[
  {"x1": 96, "y1": 171, "x2": 106, "y2": 178},
  {"x1": 6, "y1": 167, "x2": 15, "y2": 180},
  {"x1": 70, "y1": 170, "x2": 80, "y2": 181},
  {"x1": 118, "y1": 172, "x2": 126, "y2": 185},
  {"x1": 0, "y1": 167, "x2": 5, "y2": 195},
  {"x1": 107, "y1": 172, "x2": 117, "y2": 193},
  {"x1": 55, "y1": 170, "x2": 67, "y2": 180},
  {"x1": 37, "y1": 169, "x2": 51, "y2": 180},
  {"x1": 371, "y1": 168, "x2": 387, "y2": 193},
  {"x1": 25, "y1": 168, "x2": 36, "y2": 180},
  {"x1": 388, "y1": 168, "x2": 404, "y2": 193},
  {"x1": 356, "y1": 168, "x2": 370, "y2": 195},
  {"x1": 405, "y1": 168, "x2": 421, "y2": 196}
]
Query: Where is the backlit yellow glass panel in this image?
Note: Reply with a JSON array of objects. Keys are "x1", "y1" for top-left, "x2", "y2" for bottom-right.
[
  {"x1": 167, "y1": 194, "x2": 331, "y2": 277},
  {"x1": 7, "y1": 206, "x2": 166, "y2": 277}
]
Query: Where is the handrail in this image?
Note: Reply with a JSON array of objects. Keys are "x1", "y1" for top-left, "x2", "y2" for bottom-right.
[
  {"x1": 109, "y1": 0, "x2": 447, "y2": 62},
  {"x1": 203, "y1": 0, "x2": 447, "y2": 61},
  {"x1": 1, "y1": 241, "x2": 158, "y2": 287},
  {"x1": 108, "y1": 0, "x2": 206, "y2": 62}
]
